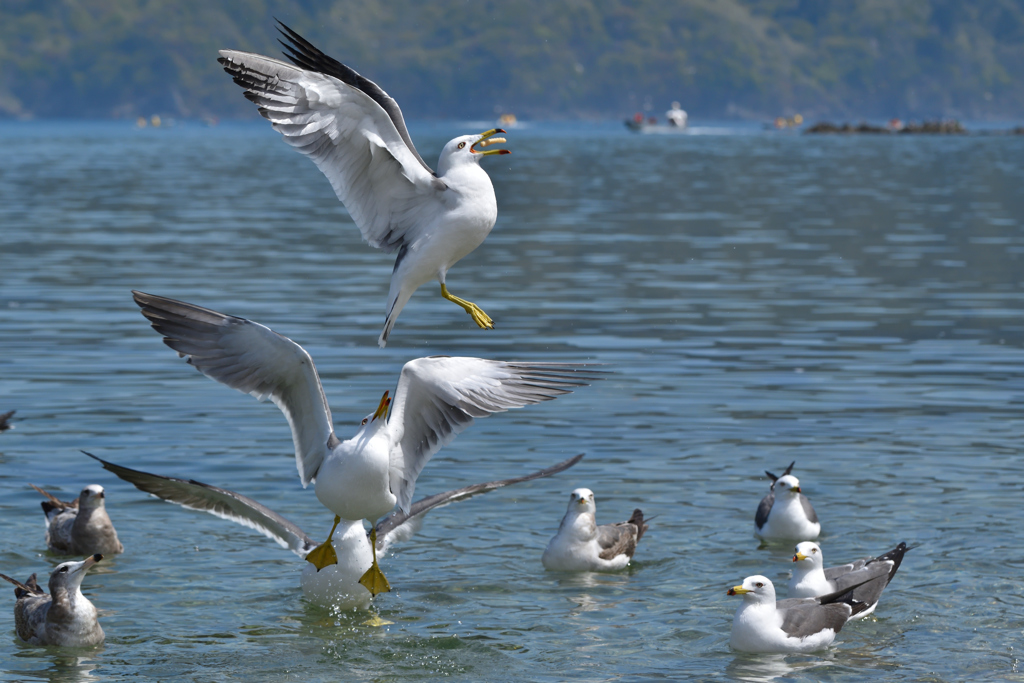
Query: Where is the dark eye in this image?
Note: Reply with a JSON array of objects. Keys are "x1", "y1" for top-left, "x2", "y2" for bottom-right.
[
  {"x1": 457, "y1": 142, "x2": 466, "y2": 149},
  {"x1": 361, "y1": 418, "x2": 368, "y2": 426},
  {"x1": 812, "y1": 548, "x2": 817, "y2": 554},
  {"x1": 59, "y1": 566, "x2": 68, "y2": 573},
  {"x1": 755, "y1": 582, "x2": 763, "y2": 588}
]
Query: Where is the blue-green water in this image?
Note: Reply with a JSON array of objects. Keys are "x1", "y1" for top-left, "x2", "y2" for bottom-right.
[{"x1": 1, "y1": 121, "x2": 1023, "y2": 681}]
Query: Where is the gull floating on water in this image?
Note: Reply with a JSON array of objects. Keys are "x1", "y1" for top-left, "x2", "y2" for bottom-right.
[
  {"x1": 0, "y1": 554, "x2": 104, "y2": 647},
  {"x1": 727, "y1": 575, "x2": 869, "y2": 653},
  {"x1": 790, "y1": 541, "x2": 910, "y2": 619},
  {"x1": 541, "y1": 488, "x2": 648, "y2": 571},
  {"x1": 87, "y1": 451, "x2": 583, "y2": 610},
  {"x1": 0, "y1": 410, "x2": 14, "y2": 432},
  {"x1": 754, "y1": 461, "x2": 820, "y2": 541},
  {"x1": 30, "y1": 484, "x2": 124, "y2": 556},
  {"x1": 219, "y1": 22, "x2": 510, "y2": 346},
  {"x1": 132, "y1": 291, "x2": 600, "y2": 594}
]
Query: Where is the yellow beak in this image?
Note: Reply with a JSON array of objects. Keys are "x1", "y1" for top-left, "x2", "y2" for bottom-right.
[
  {"x1": 472, "y1": 129, "x2": 510, "y2": 156},
  {"x1": 727, "y1": 586, "x2": 751, "y2": 595},
  {"x1": 793, "y1": 552, "x2": 809, "y2": 562},
  {"x1": 372, "y1": 390, "x2": 391, "y2": 421}
]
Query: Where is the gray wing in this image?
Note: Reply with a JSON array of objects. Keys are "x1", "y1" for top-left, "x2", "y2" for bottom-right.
[
  {"x1": 832, "y1": 542, "x2": 910, "y2": 606},
  {"x1": 798, "y1": 493, "x2": 818, "y2": 523},
  {"x1": 0, "y1": 572, "x2": 44, "y2": 599},
  {"x1": 776, "y1": 600, "x2": 853, "y2": 638},
  {"x1": 823, "y1": 558, "x2": 869, "y2": 582},
  {"x1": 85, "y1": 452, "x2": 318, "y2": 558},
  {"x1": 133, "y1": 291, "x2": 334, "y2": 486},
  {"x1": 388, "y1": 358, "x2": 604, "y2": 513},
  {"x1": 377, "y1": 453, "x2": 584, "y2": 552},
  {"x1": 219, "y1": 26, "x2": 444, "y2": 255},
  {"x1": 596, "y1": 521, "x2": 638, "y2": 561},
  {"x1": 754, "y1": 492, "x2": 774, "y2": 529}
]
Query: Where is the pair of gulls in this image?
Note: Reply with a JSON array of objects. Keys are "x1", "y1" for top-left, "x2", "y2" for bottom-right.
[{"x1": 729, "y1": 462, "x2": 911, "y2": 652}]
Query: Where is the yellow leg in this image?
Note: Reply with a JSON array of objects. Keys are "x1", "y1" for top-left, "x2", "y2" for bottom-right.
[
  {"x1": 359, "y1": 528, "x2": 392, "y2": 596},
  {"x1": 305, "y1": 515, "x2": 341, "y2": 572},
  {"x1": 441, "y1": 284, "x2": 494, "y2": 330}
]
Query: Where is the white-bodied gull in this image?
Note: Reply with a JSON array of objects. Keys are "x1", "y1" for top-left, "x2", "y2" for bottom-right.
[
  {"x1": 86, "y1": 451, "x2": 583, "y2": 610},
  {"x1": 30, "y1": 484, "x2": 124, "y2": 556},
  {"x1": 727, "y1": 575, "x2": 870, "y2": 653},
  {"x1": 754, "y1": 461, "x2": 820, "y2": 541},
  {"x1": 541, "y1": 488, "x2": 648, "y2": 571},
  {"x1": 132, "y1": 291, "x2": 600, "y2": 594},
  {"x1": 0, "y1": 554, "x2": 104, "y2": 647},
  {"x1": 219, "y1": 22, "x2": 510, "y2": 347},
  {"x1": 789, "y1": 541, "x2": 910, "y2": 619}
]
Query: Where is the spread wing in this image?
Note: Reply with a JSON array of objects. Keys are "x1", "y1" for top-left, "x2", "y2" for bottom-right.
[
  {"x1": 387, "y1": 357, "x2": 603, "y2": 513},
  {"x1": 86, "y1": 452, "x2": 318, "y2": 558},
  {"x1": 376, "y1": 453, "x2": 584, "y2": 552},
  {"x1": 754, "y1": 492, "x2": 774, "y2": 529},
  {"x1": 218, "y1": 22, "x2": 446, "y2": 255},
  {"x1": 132, "y1": 291, "x2": 334, "y2": 486}
]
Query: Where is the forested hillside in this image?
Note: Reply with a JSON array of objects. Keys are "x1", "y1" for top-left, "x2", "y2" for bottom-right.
[{"x1": 1, "y1": 0, "x2": 1022, "y2": 120}]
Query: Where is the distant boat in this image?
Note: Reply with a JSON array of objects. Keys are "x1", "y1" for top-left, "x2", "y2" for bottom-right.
[
  {"x1": 625, "y1": 102, "x2": 688, "y2": 134},
  {"x1": 497, "y1": 113, "x2": 519, "y2": 128}
]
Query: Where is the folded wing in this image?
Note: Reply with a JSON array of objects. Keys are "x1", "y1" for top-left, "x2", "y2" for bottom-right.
[{"x1": 132, "y1": 291, "x2": 333, "y2": 486}]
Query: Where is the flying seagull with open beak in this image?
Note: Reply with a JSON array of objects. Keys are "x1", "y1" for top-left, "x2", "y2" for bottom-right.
[
  {"x1": 132, "y1": 291, "x2": 602, "y2": 595},
  {"x1": 219, "y1": 21, "x2": 511, "y2": 346}
]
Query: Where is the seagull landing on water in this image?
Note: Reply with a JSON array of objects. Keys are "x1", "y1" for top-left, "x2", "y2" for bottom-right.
[
  {"x1": 0, "y1": 555, "x2": 104, "y2": 647},
  {"x1": 727, "y1": 575, "x2": 870, "y2": 653},
  {"x1": 790, "y1": 541, "x2": 911, "y2": 619},
  {"x1": 541, "y1": 488, "x2": 648, "y2": 571},
  {"x1": 754, "y1": 461, "x2": 820, "y2": 541},
  {"x1": 30, "y1": 484, "x2": 124, "y2": 556},
  {"x1": 132, "y1": 291, "x2": 601, "y2": 596},
  {"x1": 218, "y1": 22, "x2": 511, "y2": 347}
]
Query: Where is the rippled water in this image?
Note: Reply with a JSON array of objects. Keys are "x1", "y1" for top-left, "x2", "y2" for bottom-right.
[{"x1": 1, "y1": 121, "x2": 1023, "y2": 681}]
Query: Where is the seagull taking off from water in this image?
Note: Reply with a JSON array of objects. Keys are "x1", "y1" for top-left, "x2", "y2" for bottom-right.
[
  {"x1": 0, "y1": 555, "x2": 105, "y2": 647},
  {"x1": 754, "y1": 461, "x2": 820, "y2": 541},
  {"x1": 789, "y1": 541, "x2": 911, "y2": 619},
  {"x1": 541, "y1": 488, "x2": 648, "y2": 571},
  {"x1": 31, "y1": 484, "x2": 124, "y2": 556},
  {"x1": 219, "y1": 22, "x2": 510, "y2": 347},
  {"x1": 132, "y1": 291, "x2": 599, "y2": 596}
]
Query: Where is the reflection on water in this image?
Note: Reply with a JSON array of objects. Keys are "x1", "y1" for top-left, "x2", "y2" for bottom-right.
[{"x1": 1, "y1": 121, "x2": 1023, "y2": 681}]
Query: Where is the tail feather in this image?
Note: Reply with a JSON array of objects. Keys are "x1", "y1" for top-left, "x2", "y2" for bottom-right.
[
  {"x1": 1, "y1": 572, "x2": 42, "y2": 599},
  {"x1": 628, "y1": 509, "x2": 649, "y2": 544}
]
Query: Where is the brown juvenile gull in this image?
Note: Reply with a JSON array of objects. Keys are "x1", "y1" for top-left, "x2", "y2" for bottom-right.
[
  {"x1": 219, "y1": 21, "x2": 510, "y2": 347},
  {"x1": 0, "y1": 554, "x2": 104, "y2": 647},
  {"x1": 31, "y1": 484, "x2": 124, "y2": 555},
  {"x1": 87, "y1": 451, "x2": 583, "y2": 611},
  {"x1": 754, "y1": 461, "x2": 820, "y2": 541},
  {"x1": 789, "y1": 541, "x2": 911, "y2": 619},
  {"x1": 541, "y1": 488, "x2": 648, "y2": 571},
  {"x1": 132, "y1": 290, "x2": 601, "y2": 594},
  {"x1": 727, "y1": 575, "x2": 871, "y2": 653}
]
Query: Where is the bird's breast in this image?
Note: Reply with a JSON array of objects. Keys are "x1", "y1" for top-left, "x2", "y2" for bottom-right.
[{"x1": 315, "y1": 437, "x2": 396, "y2": 521}]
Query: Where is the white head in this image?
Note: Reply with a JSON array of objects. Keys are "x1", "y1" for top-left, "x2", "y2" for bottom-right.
[
  {"x1": 78, "y1": 485, "x2": 107, "y2": 510},
  {"x1": 774, "y1": 474, "x2": 802, "y2": 496},
  {"x1": 48, "y1": 554, "x2": 102, "y2": 595},
  {"x1": 357, "y1": 391, "x2": 392, "y2": 436},
  {"x1": 728, "y1": 575, "x2": 777, "y2": 605},
  {"x1": 436, "y1": 129, "x2": 509, "y2": 175},
  {"x1": 566, "y1": 488, "x2": 595, "y2": 515},
  {"x1": 793, "y1": 542, "x2": 824, "y2": 569}
]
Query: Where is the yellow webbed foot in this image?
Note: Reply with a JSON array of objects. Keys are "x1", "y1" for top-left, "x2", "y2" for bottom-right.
[
  {"x1": 440, "y1": 284, "x2": 494, "y2": 330},
  {"x1": 359, "y1": 562, "x2": 392, "y2": 596},
  {"x1": 305, "y1": 515, "x2": 341, "y2": 572},
  {"x1": 361, "y1": 613, "x2": 394, "y2": 627}
]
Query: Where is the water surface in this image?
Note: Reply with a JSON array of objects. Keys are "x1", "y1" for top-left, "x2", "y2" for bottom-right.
[{"x1": 1, "y1": 121, "x2": 1023, "y2": 681}]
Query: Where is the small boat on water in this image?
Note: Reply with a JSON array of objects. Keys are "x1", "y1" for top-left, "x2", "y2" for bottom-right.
[{"x1": 625, "y1": 102, "x2": 688, "y2": 134}]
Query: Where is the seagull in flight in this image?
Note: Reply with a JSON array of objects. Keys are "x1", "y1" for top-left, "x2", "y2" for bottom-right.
[
  {"x1": 132, "y1": 291, "x2": 600, "y2": 595},
  {"x1": 219, "y1": 22, "x2": 510, "y2": 347}
]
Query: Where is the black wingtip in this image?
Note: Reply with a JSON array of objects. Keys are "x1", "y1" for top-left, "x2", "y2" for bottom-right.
[{"x1": 783, "y1": 461, "x2": 796, "y2": 476}]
